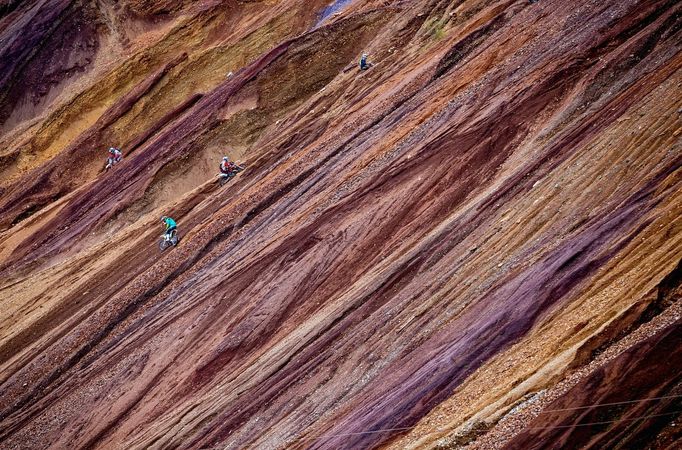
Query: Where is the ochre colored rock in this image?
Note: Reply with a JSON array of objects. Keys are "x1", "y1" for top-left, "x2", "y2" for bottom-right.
[{"x1": 0, "y1": 1, "x2": 680, "y2": 449}]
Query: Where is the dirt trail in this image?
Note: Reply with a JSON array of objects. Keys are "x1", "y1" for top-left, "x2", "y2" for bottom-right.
[{"x1": 0, "y1": 0, "x2": 681, "y2": 449}]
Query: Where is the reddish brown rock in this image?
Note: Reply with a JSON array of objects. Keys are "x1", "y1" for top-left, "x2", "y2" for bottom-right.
[{"x1": 0, "y1": 0, "x2": 680, "y2": 449}]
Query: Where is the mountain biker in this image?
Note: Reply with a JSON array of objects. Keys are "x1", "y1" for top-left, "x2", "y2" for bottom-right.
[
  {"x1": 161, "y1": 216, "x2": 176, "y2": 239},
  {"x1": 106, "y1": 147, "x2": 123, "y2": 169},
  {"x1": 220, "y1": 156, "x2": 232, "y2": 174},
  {"x1": 220, "y1": 156, "x2": 244, "y2": 180},
  {"x1": 220, "y1": 156, "x2": 243, "y2": 175},
  {"x1": 359, "y1": 52, "x2": 372, "y2": 70}
]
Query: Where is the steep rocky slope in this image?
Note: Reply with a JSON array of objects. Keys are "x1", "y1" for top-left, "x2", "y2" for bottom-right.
[{"x1": 0, "y1": 0, "x2": 680, "y2": 449}]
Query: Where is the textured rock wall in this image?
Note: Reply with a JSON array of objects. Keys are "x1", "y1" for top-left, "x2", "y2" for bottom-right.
[{"x1": 0, "y1": 0, "x2": 680, "y2": 449}]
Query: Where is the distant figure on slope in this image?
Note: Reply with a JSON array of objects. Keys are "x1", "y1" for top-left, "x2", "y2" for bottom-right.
[
  {"x1": 359, "y1": 52, "x2": 372, "y2": 71},
  {"x1": 220, "y1": 156, "x2": 241, "y2": 174},
  {"x1": 162, "y1": 216, "x2": 176, "y2": 238},
  {"x1": 105, "y1": 147, "x2": 122, "y2": 170},
  {"x1": 159, "y1": 215, "x2": 179, "y2": 250},
  {"x1": 218, "y1": 156, "x2": 244, "y2": 186}
]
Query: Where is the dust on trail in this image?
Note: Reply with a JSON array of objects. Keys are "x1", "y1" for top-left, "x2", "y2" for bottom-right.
[{"x1": 0, "y1": 0, "x2": 681, "y2": 449}]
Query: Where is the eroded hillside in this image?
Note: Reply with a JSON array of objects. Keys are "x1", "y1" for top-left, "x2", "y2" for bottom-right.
[{"x1": 0, "y1": 0, "x2": 681, "y2": 449}]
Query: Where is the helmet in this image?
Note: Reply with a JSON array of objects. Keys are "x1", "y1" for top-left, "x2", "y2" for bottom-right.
[
  {"x1": 222, "y1": 156, "x2": 229, "y2": 161},
  {"x1": 109, "y1": 147, "x2": 116, "y2": 153},
  {"x1": 161, "y1": 216, "x2": 168, "y2": 222}
]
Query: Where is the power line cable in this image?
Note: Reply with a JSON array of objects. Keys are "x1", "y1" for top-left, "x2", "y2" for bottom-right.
[
  {"x1": 307, "y1": 409, "x2": 682, "y2": 440},
  {"x1": 293, "y1": 396, "x2": 682, "y2": 441},
  {"x1": 210, "y1": 395, "x2": 682, "y2": 446},
  {"x1": 538, "y1": 393, "x2": 682, "y2": 413},
  {"x1": 316, "y1": 426, "x2": 414, "y2": 438},
  {"x1": 529, "y1": 410, "x2": 682, "y2": 430}
]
